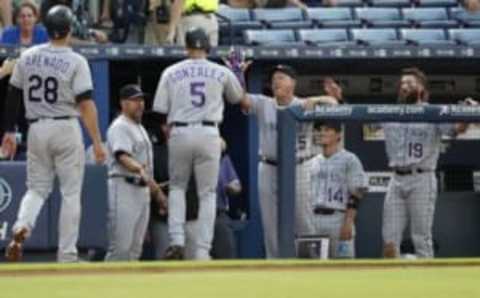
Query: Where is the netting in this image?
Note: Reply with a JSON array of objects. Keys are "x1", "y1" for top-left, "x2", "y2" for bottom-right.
[{"x1": 277, "y1": 104, "x2": 480, "y2": 259}]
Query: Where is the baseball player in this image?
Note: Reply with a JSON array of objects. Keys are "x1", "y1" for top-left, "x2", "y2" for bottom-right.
[
  {"x1": 153, "y1": 27, "x2": 248, "y2": 260},
  {"x1": 105, "y1": 84, "x2": 167, "y2": 261},
  {"x1": 1, "y1": 5, "x2": 106, "y2": 262},
  {"x1": 310, "y1": 122, "x2": 368, "y2": 258},
  {"x1": 225, "y1": 52, "x2": 339, "y2": 258},
  {"x1": 381, "y1": 67, "x2": 471, "y2": 258}
]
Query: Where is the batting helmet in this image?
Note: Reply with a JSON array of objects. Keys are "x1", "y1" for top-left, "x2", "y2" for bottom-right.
[
  {"x1": 44, "y1": 5, "x2": 74, "y2": 40},
  {"x1": 185, "y1": 27, "x2": 210, "y2": 51}
]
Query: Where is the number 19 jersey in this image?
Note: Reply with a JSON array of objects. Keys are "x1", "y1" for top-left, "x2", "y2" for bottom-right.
[
  {"x1": 9, "y1": 43, "x2": 93, "y2": 120},
  {"x1": 153, "y1": 58, "x2": 244, "y2": 124}
]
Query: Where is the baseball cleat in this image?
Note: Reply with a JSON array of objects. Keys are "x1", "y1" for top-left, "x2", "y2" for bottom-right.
[
  {"x1": 163, "y1": 245, "x2": 185, "y2": 260},
  {"x1": 5, "y1": 227, "x2": 29, "y2": 262}
]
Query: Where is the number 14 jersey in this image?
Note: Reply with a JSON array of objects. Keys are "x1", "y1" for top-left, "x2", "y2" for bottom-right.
[{"x1": 10, "y1": 43, "x2": 93, "y2": 120}]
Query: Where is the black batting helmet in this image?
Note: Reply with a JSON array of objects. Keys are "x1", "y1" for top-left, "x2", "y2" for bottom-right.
[
  {"x1": 185, "y1": 27, "x2": 210, "y2": 51},
  {"x1": 44, "y1": 5, "x2": 74, "y2": 40}
]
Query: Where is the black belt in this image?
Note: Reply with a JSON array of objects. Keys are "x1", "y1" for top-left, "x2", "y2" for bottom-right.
[
  {"x1": 394, "y1": 168, "x2": 431, "y2": 176},
  {"x1": 183, "y1": 9, "x2": 215, "y2": 16},
  {"x1": 259, "y1": 155, "x2": 314, "y2": 167},
  {"x1": 171, "y1": 121, "x2": 217, "y2": 127},
  {"x1": 28, "y1": 116, "x2": 74, "y2": 124},
  {"x1": 313, "y1": 207, "x2": 345, "y2": 215},
  {"x1": 109, "y1": 174, "x2": 147, "y2": 187}
]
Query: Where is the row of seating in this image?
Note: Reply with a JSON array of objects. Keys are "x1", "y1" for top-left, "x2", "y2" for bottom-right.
[
  {"x1": 242, "y1": 28, "x2": 480, "y2": 46},
  {"x1": 304, "y1": 0, "x2": 458, "y2": 7}
]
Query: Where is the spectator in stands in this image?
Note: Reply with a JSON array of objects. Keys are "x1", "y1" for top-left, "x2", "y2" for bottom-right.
[
  {"x1": 0, "y1": 1, "x2": 48, "y2": 47},
  {"x1": 40, "y1": 0, "x2": 109, "y2": 44},
  {"x1": 211, "y1": 138, "x2": 242, "y2": 259},
  {"x1": 145, "y1": 0, "x2": 171, "y2": 45},
  {"x1": 0, "y1": 0, "x2": 12, "y2": 31},
  {"x1": 461, "y1": 0, "x2": 480, "y2": 12},
  {"x1": 225, "y1": 0, "x2": 256, "y2": 8},
  {"x1": 166, "y1": 0, "x2": 219, "y2": 46}
]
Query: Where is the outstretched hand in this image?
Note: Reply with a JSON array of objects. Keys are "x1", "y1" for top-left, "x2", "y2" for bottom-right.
[
  {"x1": 1, "y1": 133, "x2": 17, "y2": 160},
  {"x1": 223, "y1": 48, "x2": 252, "y2": 74}
]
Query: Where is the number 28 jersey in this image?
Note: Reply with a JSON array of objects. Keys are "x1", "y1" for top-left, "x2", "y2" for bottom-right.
[
  {"x1": 153, "y1": 58, "x2": 244, "y2": 124},
  {"x1": 10, "y1": 43, "x2": 93, "y2": 120},
  {"x1": 382, "y1": 122, "x2": 456, "y2": 171}
]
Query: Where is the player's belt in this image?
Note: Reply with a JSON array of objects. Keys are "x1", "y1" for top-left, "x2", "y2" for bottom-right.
[
  {"x1": 259, "y1": 155, "x2": 315, "y2": 166},
  {"x1": 313, "y1": 207, "x2": 345, "y2": 215},
  {"x1": 109, "y1": 174, "x2": 148, "y2": 187},
  {"x1": 28, "y1": 116, "x2": 74, "y2": 124},
  {"x1": 394, "y1": 168, "x2": 431, "y2": 176},
  {"x1": 171, "y1": 121, "x2": 217, "y2": 127}
]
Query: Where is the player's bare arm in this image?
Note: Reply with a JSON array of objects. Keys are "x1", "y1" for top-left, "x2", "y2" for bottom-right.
[
  {"x1": 1, "y1": 84, "x2": 23, "y2": 158},
  {"x1": 340, "y1": 188, "x2": 367, "y2": 241},
  {"x1": 77, "y1": 99, "x2": 106, "y2": 164}
]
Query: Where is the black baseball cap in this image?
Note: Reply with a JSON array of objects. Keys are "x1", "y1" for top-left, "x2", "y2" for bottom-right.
[
  {"x1": 119, "y1": 84, "x2": 148, "y2": 101},
  {"x1": 314, "y1": 121, "x2": 342, "y2": 132},
  {"x1": 269, "y1": 64, "x2": 298, "y2": 81}
]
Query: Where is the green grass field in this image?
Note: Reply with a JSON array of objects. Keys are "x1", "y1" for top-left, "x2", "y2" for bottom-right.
[{"x1": 1, "y1": 259, "x2": 480, "y2": 298}]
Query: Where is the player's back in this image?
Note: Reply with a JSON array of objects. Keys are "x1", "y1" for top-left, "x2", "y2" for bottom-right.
[
  {"x1": 159, "y1": 58, "x2": 241, "y2": 124},
  {"x1": 12, "y1": 43, "x2": 91, "y2": 120}
]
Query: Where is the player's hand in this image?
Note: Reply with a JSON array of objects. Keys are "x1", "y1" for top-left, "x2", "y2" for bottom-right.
[
  {"x1": 0, "y1": 58, "x2": 16, "y2": 78},
  {"x1": 93, "y1": 142, "x2": 107, "y2": 164},
  {"x1": 339, "y1": 222, "x2": 353, "y2": 241},
  {"x1": 156, "y1": 191, "x2": 168, "y2": 216},
  {"x1": 461, "y1": 97, "x2": 479, "y2": 106},
  {"x1": 91, "y1": 30, "x2": 108, "y2": 43},
  {"x1": 324, "y1": 77, "x2": 343, "y2": 102},
  {"x1": 1, "y1": 132, "x2": 17, "y2": 159},
  {"x1": 223, "y1": 48, "x2": 252, "y2": 74}
]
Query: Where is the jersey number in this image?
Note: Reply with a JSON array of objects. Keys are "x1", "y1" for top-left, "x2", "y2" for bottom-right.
[
  {"x1": 328, "y1": 188, "x2": 343, "y2": 203},
  {"x1": 28, "y1": 75, "x2": 58, "y2": 104},
  {"x1": 190, "y1": 82, "x2": 206, "y2": 107},
  {"x1": 408, "y1": 142, "x2": 423, "y2": 158}
]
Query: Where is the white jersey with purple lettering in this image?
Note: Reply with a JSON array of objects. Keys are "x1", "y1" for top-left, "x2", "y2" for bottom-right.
[{"x1": 10, "y1": 43, "x2": 93, "y2": 120}]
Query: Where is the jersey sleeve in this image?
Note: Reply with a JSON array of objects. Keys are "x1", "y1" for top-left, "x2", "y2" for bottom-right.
[
  {"x1": 223, "y1": 68, "x2": 244, "y2": 104},
  {"x1": 346, "y1": 153, "x2": 368, "y2": 194},
  {"x1": 72, "y1": 57, "x2": 93, "y2": 96},
  {"x1": 153, "y1": 71, "x2": 169, "y2": 114},
  {"x1": 9, "y1": 57, "x2": 24, "y2": 89},
  {"x1": 107, "y1": 125, "x2": 134, "y2": 156},
  {"x1": 437, "y1": 123, "x2": 456, "y2": 137}
]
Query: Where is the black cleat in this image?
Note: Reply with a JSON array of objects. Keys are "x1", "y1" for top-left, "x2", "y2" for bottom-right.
[{"x1": 163, "y1": 245, "x2": 185, "y2": 260}]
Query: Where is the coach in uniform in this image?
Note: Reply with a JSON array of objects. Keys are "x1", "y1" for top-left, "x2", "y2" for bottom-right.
[
  {"x1": 2, "y1": 5, "x2": 106, "y2": 262},
  {"x1": 310, "y1": 122, "x2": 368, "y2": 258},
  {"x1": 153, "y1": 27, "x2": 248, "y2": 260},
  {"x1": 105, "y1": 84, "x2": 167, "y2": 261},
  {"x1": 166, "y1": 0, "x2": 219, "y2": 46}
]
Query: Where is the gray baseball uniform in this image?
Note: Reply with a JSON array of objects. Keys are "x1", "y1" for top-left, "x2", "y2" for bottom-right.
[
  {"x1": 105, "y1": 115, "x2": 153, "y2": 261},
  {"x1": 153, "y1": 58, "x2": 243, "y2": 260},
  {"x1": 381, "y1": 122, "x2": 456, "y2": 258},
  {"x1": 9, "y1": 43, "x2": 93, "y2": 262},
  {"x1": 248, "y1": 94, "x2": 316, "y2": 258},
  {"x1": 310, "y1": 149, "x2": 368, "y2": 258}
]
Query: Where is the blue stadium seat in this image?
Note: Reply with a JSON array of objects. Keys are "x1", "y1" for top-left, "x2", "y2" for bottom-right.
[
  {"x1": 243, "y1": 29, "x2": 301, "y2": 45},
  {"x1": 306, "y1": 8, "x2": 361, "y2": 28},
  {"x1": 449, "y1": 29, "x2": 480, "y2": 46},
  {"x1": 369, "y1": 0, "x2": 412, "y2": 7},
  {"x1": 416, "y1": 0, "x2": 457, "y2": 7},
  {"x1": 297, "y1": 28, "x2": 356, "y2": 46},
  {"x1": 402, "y1": 8, "x2": 458, "y2": 28},
  {"x1": 355, "y1": 7, "x2": 409, "y2": 27},
  {"x1": 251, "y1": 8, "x2": 312, "y2": 29},
  {"x1": 450, "y1": 7, "x2": 480, "y2": 27},
  {"x1": 217, "y1": 6, "x2": 262, "y2": 45},
  {"x1": 351, "y1": 28, "x2": 407, "y2": 46},
  {"x1": 400, "y1": 28, "x2": 456, "y2": 45}
]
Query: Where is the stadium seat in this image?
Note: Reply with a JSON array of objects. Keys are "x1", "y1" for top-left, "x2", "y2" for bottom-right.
[
  {"x1": 416, "y1": 0, "x2": 457, "y2": 7},
  {"x1": 355, "y1": 7, "x2": 409, "y2": 27},
  {"x1": 450, "y1": 7, "x2": 480, "y2": 27},
  {"x1": 449, "y1": 29, "x2": 480, "y2": 46},
  {"x1": 402, "y1": 8, "x2": 458, "y2": 28},
  {"x1": 251, "y1": 8, "x2": 312, "y2": 29},
  {"x1": 369, "y1": 0, "x2": 412, "y2": 7},
  {"x1": 297, "y1": 28, "x2": 356, "y2": 46},
  {"x1": 306, "y1": 8, "x2": 361, "y2": 28},
  {"x1": 350, "y1": 28, "x2": 407, "y2": 46},
  {"x1": 217, "y1": 6, "x2": 262, "y2": 45},
  {"x1": 400, "y1": 28, "x2": 456, "y2": 45},
  {"x1": 243, "y1": 29, "x2": 301, "y2": 45},
  {"x1": 334, "y1": 0, "x2": 366, "y2": 6}
]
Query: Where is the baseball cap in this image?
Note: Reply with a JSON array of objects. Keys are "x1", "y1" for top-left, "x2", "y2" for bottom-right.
[
  {"x1": 269, "y1": 64, "x2": 298, "y2": 81},
  {"x1": 119, "y1": 84, "x2": 148, "y2": 101},
  {"x1": 314, "y1": 121, "x2": 342, "y2": 132}
]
